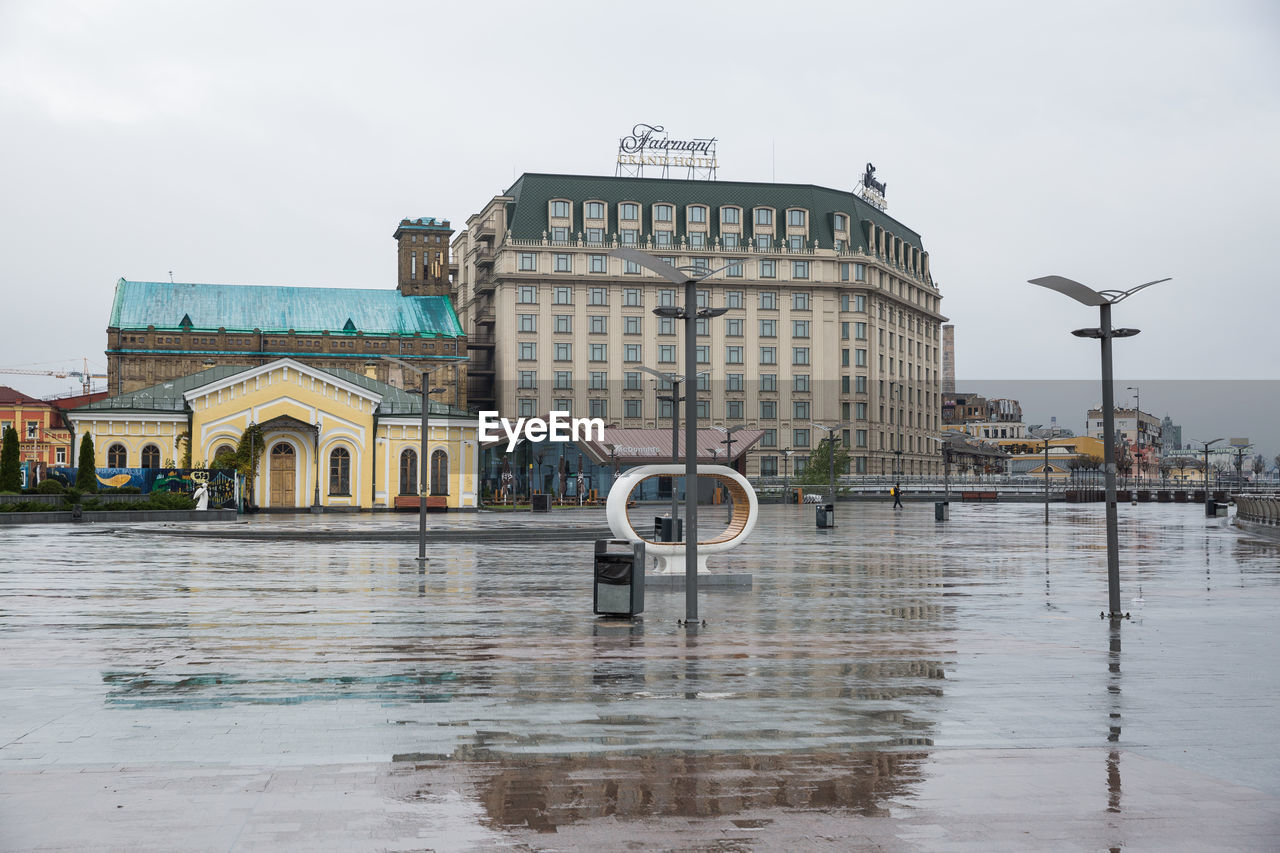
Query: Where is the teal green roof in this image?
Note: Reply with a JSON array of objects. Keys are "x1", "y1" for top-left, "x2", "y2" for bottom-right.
[
  {"x1": 502, "y1": 173, "x2": 925, "y2": 254},
  {"x1": 73, "y1": 361, "x2": 470, "y2": 418},
  {"x1": 108, "y1": 280, "x2": 464, "y2": 338}
]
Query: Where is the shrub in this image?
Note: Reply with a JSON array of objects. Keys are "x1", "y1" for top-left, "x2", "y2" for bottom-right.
[
  {"x1": 36, "y1": 479, "x2": 66, "y2": 494},
  {"x1": 0, "y1": 427, "x2": 19, "y2": 493},
  {"x1": 145, "y1": 491, "x2": 196, "y2": 510},
  {"x1": 63, "y1": 487, "x2": 81, "y2": 505},
  {"x1": 76, "y1": 435, "x2": 97, "y2": 493}
]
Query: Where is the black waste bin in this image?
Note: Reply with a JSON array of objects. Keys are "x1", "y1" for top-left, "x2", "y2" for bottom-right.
[
  {"x1": 816, "y1": 503, "x2": 835, "y2": 528},
  {"x1": 531, "y1": 493, "x2": 551, "y2": 512},
  {"x1": 653, "y1": 515, "x2": 683, "y2": 542},
  {"x1": 594, "y1": 539, "x2": 645, "y2": 617},
  {"x1": 935, "y1": 501, "x2": 949, "y2": 521}
]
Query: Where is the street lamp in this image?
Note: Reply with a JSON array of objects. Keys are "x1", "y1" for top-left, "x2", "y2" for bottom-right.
[
  {"x1": 612, "y1": 247, "x2": 734, "y2": 624},
  {"x1": 781, "y1": 447, "x2": 793, "y2": 505},
  {"x1": 1191, "y1": 438, "x2": 1224, "y2": 514},
  {"x1": 1126, "y1": 385, "x2": 1141, "y2": 484},
  {"x1": 1029, "y1": 274, "x2": 1169, "y2": 619},
  {"x1": 1039, "y1": 435, "x2": 1052, "y2": 526},
  {"x1": 889, "y1": 381, "x2": 904, "y2": 502},
  {"x1": 638, "y1": 365, "x2": 685, "y2": 532},
  {"x1": 384, "y1": 356, "x2": 445, "y2": 563},
  {"x1": 719, "y1": 425, "x2": 746, "y2": 523},
  {"x1": 810, "y1": 421, "x2": 850, "y2": 506}
]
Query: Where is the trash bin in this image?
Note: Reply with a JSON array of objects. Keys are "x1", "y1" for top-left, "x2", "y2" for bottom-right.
[
  {"x1": 816, "y1": 503, "x2": 835, "y2": 528},
  {"x1": 653, "y1": 515, "x2": 683, "y2": 542},
  {"x1": 935, "y1": 501, "x2": 949, "y2": 521},
  {"x1": 531, "y1": 493, "x2": 551, "y2": 512},
  {"x1": 594, "y1": 539, "x2": 645, "y2": 617},
  {"x1": 1206, "y1": 500, "x2": 1228, "y2": 517}
]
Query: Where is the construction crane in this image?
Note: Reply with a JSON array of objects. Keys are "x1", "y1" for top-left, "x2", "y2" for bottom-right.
[{"x1": 0, "y1": 360, "x2": 107, "y2": 395}]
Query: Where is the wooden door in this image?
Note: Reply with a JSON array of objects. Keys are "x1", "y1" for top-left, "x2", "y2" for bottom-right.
[{"x1": 270, "y1": 443, "x2": 296, "y2": 507}]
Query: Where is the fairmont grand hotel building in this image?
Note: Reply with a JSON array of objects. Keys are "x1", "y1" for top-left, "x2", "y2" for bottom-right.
[{"x1": 451, "y1": 173, "x2": 946, "y2": 478}]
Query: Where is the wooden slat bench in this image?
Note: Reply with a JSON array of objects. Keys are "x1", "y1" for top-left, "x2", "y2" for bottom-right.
[{"x1": 393, "y1": 495, "x2": 448, "y2": 511}]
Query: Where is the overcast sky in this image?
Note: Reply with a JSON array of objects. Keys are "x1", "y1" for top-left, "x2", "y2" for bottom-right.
[{"x1": 2, "y1": 0, "x2": 1277, "y2": 449}]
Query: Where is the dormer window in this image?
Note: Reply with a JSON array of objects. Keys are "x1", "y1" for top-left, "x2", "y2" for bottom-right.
[
  {"x1": 754, "y1": 208, "x2": 773, "y2": 227},
  {"x1": 833, "y1": 213, "x2": 847, "y2": 231},
  {"x1": 585, "y1": 201, "x2": 605, "y2": 220},
  {"x1": 620, "y1": 202, "x2": 639, "y2": 221},
  {"x1": 721, "y1": 206, "x2": 741, "y2": 225},
  {"x1": 688, "y1": 205, "x2": 708, "y2": 224},
  {"x1": 787, "y1": 209, "x2": 806, "y2": 228},
  {"x1": 654, "y1": 204, "x2": 673, "y2": 222},
  {"x1": 551, "y1": 200, "x2": 571, "y2": 218}
]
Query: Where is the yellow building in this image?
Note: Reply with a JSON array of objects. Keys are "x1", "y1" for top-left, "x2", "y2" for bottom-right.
[
  {"x1": 995, "y1": 435, "x2": 1106, "y2": 479},
  {"x1": 66, "y1": 358, "x2": 479, "y2": 510}
]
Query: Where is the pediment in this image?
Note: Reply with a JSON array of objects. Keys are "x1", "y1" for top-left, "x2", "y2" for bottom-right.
[{"x1": 258, "y1": 413, "x2": 318, "y2": 434}]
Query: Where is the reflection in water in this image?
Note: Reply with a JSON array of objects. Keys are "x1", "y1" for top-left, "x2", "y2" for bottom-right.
[{"x1": 1106, "y1": 623, "x2": 1123, "y2": 850}]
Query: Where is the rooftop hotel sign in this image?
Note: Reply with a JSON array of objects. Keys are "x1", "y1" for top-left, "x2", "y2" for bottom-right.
[{"x1": 616, "y1": 123, "x2": 718, "y2": 180}]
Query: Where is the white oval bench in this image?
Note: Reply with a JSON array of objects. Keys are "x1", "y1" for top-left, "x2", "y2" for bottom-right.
[{"x1": 605, "y1": 464, "x2": 759, "y2": 574}]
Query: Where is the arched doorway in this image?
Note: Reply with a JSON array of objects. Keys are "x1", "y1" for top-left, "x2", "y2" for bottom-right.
[
  {"x1": 270, "y1": 443, "x2": 296, "y2": 507},
  {"x1": 430, "y1": 449, "x2": 449, "y2": 496},
  {"x1": 399, "y1": 449, "x2": 417, "y2": 496}
]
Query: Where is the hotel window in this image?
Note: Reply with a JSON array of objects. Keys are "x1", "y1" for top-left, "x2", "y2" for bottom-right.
[
  {"x1": 689, "y1": 205, "x2": 707, "y2": 223},
  {"x1": 658, "y1": 316, "x2": 676, "y2": 335},
  {"x1": 841, "y1": 263, "x2": 850, "y2": 282},
  {"x1": 726, "y1": 290, "x2": 743, "y2": 308},
  {"x1": 688, "y1": 232, "x2": 706, "y2": 249},
  {"x1": 835, "y1": 239, "x2": 845, "y2": 252},
  {"x1": 620, "y1": 202, "x2": 639, "y2": 220},
  {"x1": 621, "y1": 229, "x2": 639, "y2": 247},
  {"x1": 658, "y1": 399, "x2": 673, "y2": 419},
  {"x1": 760, "y1": 346, "x2": 777, "y2": 364},
  {"x1": 794, "y1": 374, "x2": 810, "y2": 392},
  {"x1": 841, "y1": 321, "x2": 850, "y2": 340},
  {"x1": 518, "y1": 370, "x2": 536, "y2": 389},
  {"x1": 518, "y1": 342, "x2": 537, "y2": 360},
  {"x1": 655, "y1": 204, "x2": 673, "y2": 222},
  {"x1": 793, "y1": 347, "x2": 810, "y2": 365},
  {"x1": 787, "y1": 235, "x2": 804, "y2": 252},
  {"x1": 856, "y1": 429, "x2": 868, "y2": 448},
  {"x1": 725, "y1": 318, "x2": 743, "y2": 337},
  {"x1": 792, "y1": 291, "x2": 810, "y2": 310},
  {"x1": 833, "y1": 213, "x2": 846, "y2": 231},
  {"x1": 589, "y1": 287, "x2": 608, "y2": 305},
  {"x1": 792, "y1": 260, "x2": 809, "y2": 279},
  {"x1": 623, "y1": 288, "x2": 643, "y2": 306},
  {"x1": 554, "y1": 342, "x2": 572, "y2": 361},
  {"x1": 585, "y1": 201, "x2": 605, "y2": 219},
  {"x1": 854, "y1": 263, "x2": 867, "y2": 281},
  {"x1": 624, "y1": 343, "x2": 642, "y2": 362},
  {"x1": 755, "y1": 234, "x2": 772, "y2": 252},
  {"x1": 695, "y1": 317, "x2": 708, "y2": 336},
  {"x1": 760, "y1": 400, "x2": 777, "y2": 419},
  {"x1": 624, "y1": 259, "x2": 642, "y2": 274},
  {"x1": 551, "y1": 227, "x2": 569, "y2": 242},
  {"x1": 518, "y1": 252, "x2": 537, "y2": 271},
  {"x1": 551, "y1": 200, "x2": 571, "y2": 218},
  {"x1": 554, "y1": 314, "x2": 572, "y2": 333},
  {"x1": 726, "y1": 258, "x2": 743, "y2": 277},
  {"x1": 589, "y1": 343, "x2": 607, "y2": 361},
  {"x1": 759, "y1": 319, "x2": 777, "y2": 337},
  {"x1": 624, "y1": 399, "x2": 642, "y2": 418},
  {"x1": 793, "y1": 428, "x2": 810, "y2": 448},
  {"x1": 855, "y1": 322, "x2": 867, "y2": 339},
  {"x1": 759, "y1": 259, "x2": 776, "y2": 278},
  {"x1": 760, "y1": 456, "x2": 778, "y2": 476},
  {"x1": 788, "y1": 209, "x2": 806, "y2": 227},
  {"x1": 696, "y1": 345, "x2": 710, "y2": 364},
  {"x1": 586, "y1": 230, "x2": 604, "y2": 246},
  {"x1": 655, "y1": 230, "x2": 673, "y2": 247},
  {"x1": 589, "y1": 315, "x2": 608, "y2": 334},
  {"x1": 725, "y1": 345, "x2": 743, "y2": 364},
  {"x1": 554, "y1": 371, "x2": 572, "y2": 390},
  {"x1": 726, "y1": 373, "x2": 744, "y2": 391},
  {"x1": 722, "y1": 206, "x2": 740, "y2": 224},
  {"x1": 624, "y1": 316, "x2": 642, "y2": 335},
  {"x1": 624, "y1": 371, "x2": 642, "y2": 390},
  {"x1": 722, "y1": 234, "x2": 739, "y2": 250},
  {"x1": 695, "y1": 400, "x2": 710, "y2": 419},
  {"x1": 856, "y1": 402, "x2": 868, "y2": 420},
  {"x1": 554, "y1": 254, "x2": 572, "y2": 273},
  {"x1": 690, "y1": 257, "x2": 709, "y2": 275},
  {"x1": 755, "y1": 208, "x2": 773, "y2": 226},
  {"x1": 518, "y1": 398, "x2": 536, "y2": 417},
  {"x1": 856, "y1": 348, "x2": 868, "y2": 366},
  {"x1": 553, "y1": 286, "x2": 573, "y2": 304},
  {"x1": 518, "y1": 285, "x2": 537, "y2": 304},
  {"x1": 658, "y1": 345, "x2": 677, "y2": 363},
  {"x1": 554, "y1": 398, "x2": 572, "y2": 414},
  {"x1": 696, "y1": 373, "x2": 711, "y2": 392},
  {"x1": 793, "y1": 320, "x2": 810, "y2": 338},
  {"x1": 589, "y1": 371, "x2": 607, "y2": 390},
  {"x1": 329, "y1": 447, "x2": 351, "y2": 495},
  {"x1": 696, "y1": 288, "x2": 710, "y2": 308},
  {"x1": 518, "y1": 314, "x2": 537, "y2": 333},
  {"x1": 726, "y1": 400, "x2": 744, "y2": 420},
  {"x1": 761, "y1": 428, "x2": 777, "y2": 447},
  {"x1": 759, "y1": 291, "x2": 777, "y2": 310},
  {"x1": 658, "y1": 289, "x2": 676, "y2": 306},
  {"x1": 794, "y1": 401, "x2": 810, "y2": 420}
]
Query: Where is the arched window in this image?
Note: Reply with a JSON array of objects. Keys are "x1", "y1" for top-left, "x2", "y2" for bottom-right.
[
  {"x1": 430, "y1": 449, "x2": 449, "y2": 496},
  {"x1": 328, "y1": 446, "x2": 351, "y2": 495},
  {"x1": 399, "y1": 449, "x2": 417, "y2": 496},
  {"x1": 212, "y1": 443, "x2": 235, "y2": 461},
  {"x1": 107, "y1": 443, "x2": 127, "y2": 468},
  {"x1": 141, "y1": 444, "x2": 160, "y2": 469}
]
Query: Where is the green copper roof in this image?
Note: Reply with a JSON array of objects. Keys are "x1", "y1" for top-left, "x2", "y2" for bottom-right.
[
  {"x1": 108, "y1": 280, "x2": 464, "y2": 338},
  {"x1": 502, "y1": 173, "x2": 924, "y2": 253},
  {"x1": 73, "y1": 361, "x2": 470, "y2": 418}
]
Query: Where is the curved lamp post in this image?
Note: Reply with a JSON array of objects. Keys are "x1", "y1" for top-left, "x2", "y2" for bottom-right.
[
  {"x1": 1029, "y1": 275, "x2": 1169, "y2": 619},
  {"x1": 612, "y1": 247, "x2": 733, "y2": 624},
  {"x1": 1190, "y1": 438, "x2": 1224, "y2": 514},
  {"x1": 385, "y1": 356, "x2": 445, "y2": 562}
]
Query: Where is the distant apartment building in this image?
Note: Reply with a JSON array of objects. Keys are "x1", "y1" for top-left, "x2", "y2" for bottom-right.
[
  {"x1": 942, "y1": 392, "x2": 1025, "y2": 440},
  {"x1": 451, "y1": 173, "x2": 947, "y2": 477},
  {"x1": 1087, "y1": 406, "x2": 1163, "y2": 479},
  {"x1": 1160, "y1": 414, "x2": 1182, "y2": 452}
]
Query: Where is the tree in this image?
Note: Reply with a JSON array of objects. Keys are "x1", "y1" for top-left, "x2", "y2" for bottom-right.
[
  {"x1": 0, "y1": 426, "x2": 20, "y2": 492},
  {"x1": 795, "y1": 437, "x2": 851, "y2": 486},
  {"x1": 76, "y1": 433, "x2": 97, "y2": 492},
  {"x1": 1252, "y1": 455, "x2": 1265, "y2": 479}
]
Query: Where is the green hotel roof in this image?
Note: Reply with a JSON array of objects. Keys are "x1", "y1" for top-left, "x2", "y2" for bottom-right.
[
  {"x1": 502, "y1": 173, "x2": 925, "y2": 254},
  {"x1": 108, "y1": 279, "x2": 464, "y2": 338},
  {"x1": 73, "y1": 361, "x2": 470, "y2": 418}
]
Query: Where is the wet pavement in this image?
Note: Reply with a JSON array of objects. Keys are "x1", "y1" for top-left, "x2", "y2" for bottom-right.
[{"x1": 2, "y1": 502, "x2": 1278, "y2": 850}]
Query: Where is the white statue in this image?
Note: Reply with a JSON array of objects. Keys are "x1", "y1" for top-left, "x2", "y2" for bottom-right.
[{"x1": 193, "y1": 483, "x2": 209, "y2": 511}]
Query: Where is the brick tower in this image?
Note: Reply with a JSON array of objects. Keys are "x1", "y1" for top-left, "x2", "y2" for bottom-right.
[{"x1": 394, "y1": 217, "x2": 453, "y2": 297}]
